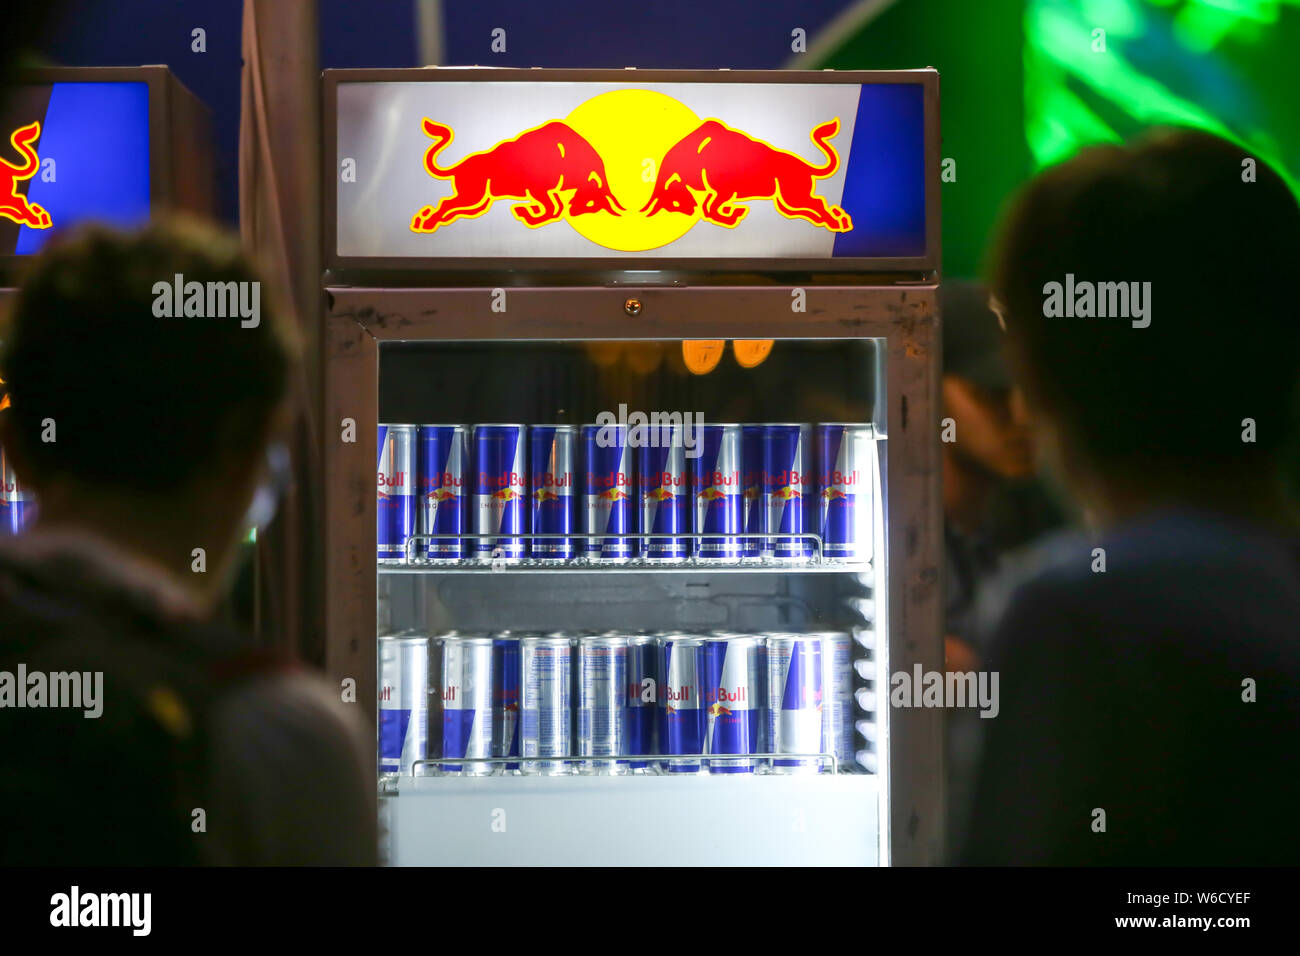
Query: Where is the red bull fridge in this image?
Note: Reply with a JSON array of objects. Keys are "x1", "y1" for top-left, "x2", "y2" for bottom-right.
[{"x1": 322, "y1": 67, "x2": 943, "y2": 865}]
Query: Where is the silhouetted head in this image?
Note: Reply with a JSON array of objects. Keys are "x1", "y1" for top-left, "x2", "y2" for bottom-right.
[
  {"x1": 0, "y1": 217, "x2": 299, "y2": 598},
  {"x1": 988, "y1": 129, "x2": 1300, "y2": 520}
]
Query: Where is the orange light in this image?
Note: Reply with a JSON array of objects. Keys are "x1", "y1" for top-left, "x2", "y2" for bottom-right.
[
  {"x1": 682, "y1": 340, "x2": 725, "y2": 374},
  {"x1": 732, "y1": 340, "x2": 774, "y2": 368}
]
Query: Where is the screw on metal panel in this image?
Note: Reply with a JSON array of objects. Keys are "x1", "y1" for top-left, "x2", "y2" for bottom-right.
[{"x1": 624, "y1": 298, "x2": 643, "y2": 316}]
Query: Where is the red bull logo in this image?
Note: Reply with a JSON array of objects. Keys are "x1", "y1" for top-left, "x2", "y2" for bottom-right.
[
  {"x1": 645, "y1": 485, "x2": 675, "y2": 502},
  {"x1": 641, "y1": 118, "x2": 851, "y2": 233},
  {"x1": 707, "y1": 702, "x2": 733, "y2": 718},
  {"x1": 772, "y1": 485, "x2": 801, "y2": 501},
  {"x1": 698, "y1": 486, "x2": 727, "y2": 502},
  {"x1": 0, "y1": 122, "x2": 51, "y2": 230},
  {"x1": 408, "y1": 90, "x2": 854, "y2": 250},
  {"x1": 533, "y1": 487, "x2": 560, "y2": 503},
  {"x1": 426, "y1": 487, "x2": 458, "y2": 503},
  {"x1": 411, "y1": 119, "x2": 624, "y2": 233},
  {"x1": 492, "y1": 487, "x2": 522, "y2": 501},
  {"x1": 596, "y1": 486, "x2": 629, "y2": 502}
]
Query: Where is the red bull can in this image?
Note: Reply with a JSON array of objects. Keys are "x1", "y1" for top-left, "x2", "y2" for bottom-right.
[
  {"x1": 763, "y1": 424, "x2": 814, "y2": 561},
  {"x1": 659, "y1": 634, "x2": 704, "y2": 773},
  {"x1": 377, "y1": 424, "x2": 417, "y2": 563},
  {"x1": 812, "y1": 630, "x2": 855, "y2": 771},
  {"x1": 377, "y1": 633, "x2": 430, "y2": 777},
  {"x1": 581, "y1": 423, "x2": 636, "y2": 562},
  {"x1": 700, "y1": 633, "x2": 763, "y2": 773},
  {"x1": 693, "y1": 424, "x2": 743, "y2": 560},
  {"x1": 529, "y1": 425, "x2": 576, "y2": 561},
  {"x1": 439, "y1": 634, "x2": 495, "y2": 775},
  {"x1": 766, "y1": 633, "x2": 825, "y2": 773},
  {"x1": 520, "y1": 634, "x2": 573, "y2": 774},
  {"x1": 577, "y1": 634, "x2": 628, "y2": 774},
  {"x1": 493, "y1": 632, "x2": 522, "y2": 772},
  {"x1": 417, "y1": 424, "x2": 467, "y2": 562},
  {"x1": 741, "y1": 425, "x2": 764, "y2": 559},
  {"x1": 625, "y1": 633, "x2": 659, "y2": 771},
  {"x1": 1, "y1": 444, "x2": 31, "y2": 535},
  {"x1": 472, "y1": 424, "x2": 528, "y2": 563},
  {"x1": 637, "y1": 425, "x2": 688, "y2": 562},
  {"x1": 815, "y1": 423, "x2": 875, "y2": 562}
]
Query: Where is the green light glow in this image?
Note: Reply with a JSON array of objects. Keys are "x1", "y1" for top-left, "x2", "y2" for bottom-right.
[{"x1": 1025, "y1": 0, "x2": 1300, "y2": 197}]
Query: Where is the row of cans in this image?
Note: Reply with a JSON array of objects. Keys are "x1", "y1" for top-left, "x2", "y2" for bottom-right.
[
  {"x1": 378, "y1": 629, "x2": 861, "y2": 777},
  {"x1": 377, "y1": 422, "x2": 877, "y2": 565},
  {"x1": 0, "y1": 445, "x2": 31, "y2": 535}
]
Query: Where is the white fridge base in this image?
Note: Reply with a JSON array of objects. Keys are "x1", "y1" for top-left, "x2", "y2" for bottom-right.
[{"x1": 383, "y1": 772, "x2": 879, "y2": 866}]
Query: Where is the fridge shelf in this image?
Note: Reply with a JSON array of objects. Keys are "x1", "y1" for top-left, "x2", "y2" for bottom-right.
[
  {"x1": 402, "y1": 751, "x2": 851, "y2": 776},
  {"x1": 381, "y1": 532, "x2": 871, "y2": 576},
  {"x1": 381, "y1": 771, "x2": 881, "y2": 866}
]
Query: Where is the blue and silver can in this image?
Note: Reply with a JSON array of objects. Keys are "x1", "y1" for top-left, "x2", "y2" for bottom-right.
[
  {"x1": 581, "y1": 423, "x2": 636, "y2": 562},
  {"x1": 439, "y1": 635, "x2": 495, "y2": 775},
  {"x1": 577, "y1": 634, "x2": 628, "y2": 774},
  {"x1": 815, "y1": 423, "x2": 874, "y2": 562},
  {"x1": 0, "y1": 443, "x2": 31, "y2": 535},
  {"x1": 766, "y1": 633, "x2": 825, "y2": 773},
  {"x1": 520, "y1": 634, "x2": 573, "y2": 774},
  {"x1": 637, "y1": 427, "x2": 688, "y2": 562},
  {"x1": 625, "y1": 634, "x2": 659, "y2": 771},
  {"x1": 377, "y1": 424, "x2": 417, "y2": 563},
  {"x1": 692, "y1": 424, "x2": 743, "y2": 560},
  {"x1": 763, "y1": 424, "x2": 814, "y2": 561},
  {"x1": 659, "y1": 634, "x2": 704, "y2": 773},
  {"x1": 492, "y1": 632, "x2": 522, "y2": 772},
  {"x1": 417, "y1": 424, "x2": 467, "y2": 562},
  {"x1": 529, "y1": 425, "x2": 576, "y2": 561},
  {"x1": 472, "y1": 424, "x2": 528, "y2": 563},
  {"x1": 700, "y1": 634, "x2": 764, "y2": 773},
  {"x1": 812, "y1": 630, "x2": 855, "y2": 771},
  {"x1": 741, "y1": 425, "x2": 764, "y2": 559},
  {"x1": 377, "y1": 633, "x2": 429, "y2": 776}
]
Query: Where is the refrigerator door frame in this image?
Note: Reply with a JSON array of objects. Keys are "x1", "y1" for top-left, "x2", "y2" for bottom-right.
[{"x1": 322, "y1": 283, "x2": 943, "y2": 865}]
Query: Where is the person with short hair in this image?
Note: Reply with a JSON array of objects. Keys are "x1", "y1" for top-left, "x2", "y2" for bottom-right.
[
  {"x1": 0, "y1": 219, "x2": 377, "y2": 865},
  {"x1": 961, "y1": 129, "x2": 1300, "y2": 865}
]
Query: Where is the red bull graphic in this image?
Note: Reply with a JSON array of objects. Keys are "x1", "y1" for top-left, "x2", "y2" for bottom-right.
[
  {"x1": 0, "y1": 122, "x2": 52, "y2": 230},
  {"x1": 411, "y1": 119, "x2": 624, "y2": 233},
  {"x1": 641, "y1": 118, "x2": 851, "y2": 233}
]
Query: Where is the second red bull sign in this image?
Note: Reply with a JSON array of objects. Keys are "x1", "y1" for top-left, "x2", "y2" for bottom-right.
[{"x1": 330, "y1": 70, "x2": 935, "y2": 267}]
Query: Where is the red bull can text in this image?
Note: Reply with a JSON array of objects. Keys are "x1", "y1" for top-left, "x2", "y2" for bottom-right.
[
  {"x1": 529, "y1": 425, "x2": 576, "y2": 561},
  {"x1": 377, "y1": 424, "x2": 417, "y2": 563},
  {"x1": 693, "y1": 424, "x2": 743, "y2": 560},
  {"x1": 625, "y1": 634, "x2": 659, "y2": 771},
  {"x1": 812, "y1": 630, "x2": 855, "y2": 770},
  {"x1": 577, "y1": 634, "x2": 628, "y2": 774},
  {"x1": 377, "y1": 634, "x2": 430, "y2": 776},
  {"x1": 493, "y1": 632, "x2": 522, "y2": 772},
  {"x1": 637, "y1": 427, "x2": 688, "y2": 562},
  {"x1": 816, "y1": 423, "x2": 875, "y2": 562},
  {"x1": 766, "y1": 633, "x2": 825, "y2": 773},
  {"x1": 582, "y1": 423, "x2": 636, "y2": 562},
  {"x1": 473, "y1": 424, "x2": 528, "y2": 562},
  {"x1": 417, "y1": 424, "x2": 467, "y2": 561},
  {"x1": 439, "y1": 635, "x2": 495, "y2": 775},
  {"x1": 659, "y1": 634, "x2": 704, "y2": 773},
  {"x1": 741, "y1": 425, "x2": 764, "y2": 559},
  {"x1": 763, "y1": 424, "x2": 814, "y2": 561},
  {"x1": 520, "y1": 634, "x2": 573, "y2": 774},
  {"x1": 700, "y1": 634, "x2": 763, "y2": 773}
]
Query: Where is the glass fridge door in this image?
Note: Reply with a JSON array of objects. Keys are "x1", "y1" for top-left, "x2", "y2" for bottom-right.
[{"x1": 373, "y1": 337, "x2": 889, "y2": 865}]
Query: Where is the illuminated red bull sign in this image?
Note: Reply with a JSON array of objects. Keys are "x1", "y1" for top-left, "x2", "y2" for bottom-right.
[{"x1": 328, "y1": 68, "x2": 937, "y2": 270}]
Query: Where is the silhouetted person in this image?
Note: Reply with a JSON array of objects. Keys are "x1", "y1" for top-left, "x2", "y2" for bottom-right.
[
  {"x1": 962, "y1": 129, "x2": 1300, "y2": 865},
  {"x1": 0, "y1": 220, "x2": 377, "y2": 864}
]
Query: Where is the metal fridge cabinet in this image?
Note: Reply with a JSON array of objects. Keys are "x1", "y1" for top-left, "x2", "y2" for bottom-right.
[{"x1": 321, "y1": 67, "x2": 943, "y2": 865}]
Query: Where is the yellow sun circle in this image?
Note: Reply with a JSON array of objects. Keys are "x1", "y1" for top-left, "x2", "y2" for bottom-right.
[{"x1": 565, "y1": 90, "x2": 702, "y2": 252}]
